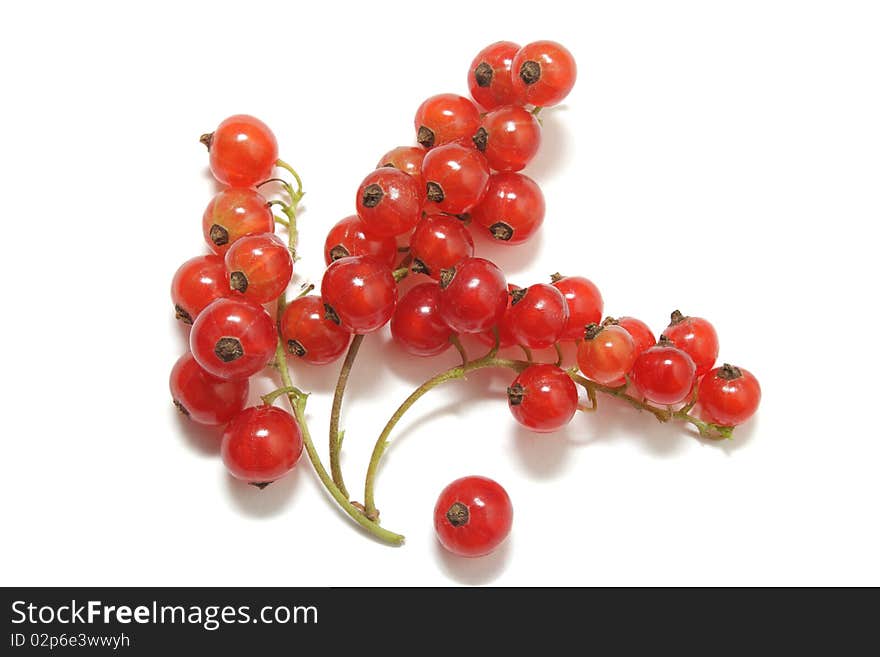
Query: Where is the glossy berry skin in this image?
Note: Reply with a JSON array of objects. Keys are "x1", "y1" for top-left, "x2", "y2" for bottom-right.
[
  {"x1": 507, "y1": 364, "x2": 578, "y2": 433},
  {"x1": 511, "y1": 41, "x2": 577, "y2": 108},
  {"x1": 221, "y1": 406, "x2": 303, "y2": 484},
  {"x1": 323, "y1": 215, "x2": 397, "y2": 268},
  {"x1": 422, "y1": 143, "x2": 491, "y2": 215},
  {"x1": 171, "y1": 255, "x2": 229, "y2": 325},
  {"x1": 470, "y1": 172, "x2": 544, "y2": 244},
  {"x1": 204, "y1": 115, "x2": 277, "y2": 188},
  {"x1": 577, "y1": 324, "x2": 636, "y2": 386},
  {"x1": 410, "y1": 214, "x2": 474, "y2": 279},
  {"x1": 391, "y1": 283, "x2": 452, "y2": 357},
  {"x1": 473, "y1": 105, "x2": 541, "y2": 172},
  {"x1": 434, "y1": 476, "x2": 513, "y2": 557},
  {"x1": 169, "y1": 353, "x2": 249, "y2": 426},
  {"x1": 630, "y1": 341, "x2": 697, "y2": 406},
  {"x1": 414, "y1": 94, "x2": 481, "y2": 149},
  {"x1": 551, "y1": 275, "x2": 603, "y2": 341},
  {"x1": 468, "y1": 41, "x2": 522, "y2": 110},
  {"x1": 507, "y1": 284, "x2": 569, "y2": 350},
  {"x1": 475, "y1": 284, "x2": 521, "y2": 349},
  {"x1": 698, "y1": 365, "x2": 761, "y2": 426},
  {"x1": 616, "y1": 317, "x2": 656, "y2": 359},
  {"x1": 356, "y1": 168, "x2": 422, "y2": 237},
  {"x1": 662, "y1": 311, "x2": 720, "y2": 377},
  {"x1": 189, "y1": 298, "x2": 276, "y2": 381},
  {"x1": 202, "y1": 188, "x2": 274, "y2": 255},
  {"x1": 321, "y1": 255, "x2": 397, "y2": 334},
  {"x1": 224, "y1": 233, "x2": 293, "y2": 305},
  {"x1": 438, "y1": 257, "x2": 508, "y2": 334},
  {"x1": 377, "y1": 146, "x2": 426, "y2": 193},
  {"x1": 279, "y1": 296, "x2": 351, "y2": 365}
]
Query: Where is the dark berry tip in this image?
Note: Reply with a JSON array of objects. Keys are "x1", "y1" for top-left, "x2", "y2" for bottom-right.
[
  {"x1": 199, "y1": 132, "x2": 214, "y2": 150},
  {"x1": 287, "y1": 339, "x2": 306, "y2": 358},
  {"x1": 550, "y1": 272, "x2": 564, "y2": 283},
  {"x1": 361, "y1": 183, "x2": 384, "y2": 208},
  {"x1": 324, "y1": 303, "x2": 341, "y2": 325},
  {"x1": 718, "y1": 363, "x2": 743, "y2": 380},
  {"x1": 489, "y1": 221, "x2": 514, "y2": 241},
  {"x1": 328, "y1": 245, "x2": 350, "y2": 261},
  {"x1": 584, "y1": 323, "x2": 602, "y2": 340},
  {"x1": 474, "y1": 62, "x2": 493, "y2": 88},
  {"x1": 670, "y1": 310, "x2": 686, "y2": 325},
  {"x1": 214, "y1": 337, "x2": 244, "y2": 362},
  {"x1": 209, "y1": 223, "x2": 229, "y2": 246},
  {"x1": 229, "y1": 271, "x2": 248, "y2": 293},
  {"x1": 519, "y1": 60, "x2": 541, "y2": 85},
  {"x1": 174, "y1": 304, "x2": 193, "y2": 325},
  {"x1": 602, "y1": 316, "x2": 619, "y2": 327},
  {"x1": 439, "y1": 267, "x2": 456, "y2": 289},
  {"x1": 250, "y1": 482, "x2": 272, "y2": 490},
  {"x1": 657, "y1": 335, "x2": 673, "y2": 347},
  {"x1": 417, "y1": 126, "x2": 435, "y2": 149},
  {"x1": 472, "y1": 127, "x2": 488, "y2": 152},
  {"x1": 172, "y1": 399, "x2": 190, "y2": 417},
  {"x1": 510, "y1": 287, "x2": 528, "y2": 305},
  {"x1": 507, "y1": 383, "x2": 525, "y2": 406},
  {"x1": 411, "y1": 258, "x2": 430, "y2": 276},
  {"x1": 426, "y1": 181, "x2": 445, "y2": 203},
  {"x1": 446, "y1": 502, "x2": 470, "y2": 527}
]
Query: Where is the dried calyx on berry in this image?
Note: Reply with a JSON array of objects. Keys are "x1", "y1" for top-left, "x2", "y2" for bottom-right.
[
  {"x1": 669, "y1": 309, "x2": 688, "y2": 326},
  {"x1": 199, "y1": 132, "x2": 214, "y2": 150},
  {"x1": 489, "y1": 221, "x2": 514, "y2": 241},
  {"x1": 474, "y1": 62, "x2": 493, "y2": 87},
  {"x1": 361, "y1": 184, "x2": 384, "y2": 208},
  {"x1": 426, "y1": 182, "x2": 445, "y2": 203},
  {"x1": 506, "y1": 382, "x2": 525, "y2": 406},
  {"x1": 328, "y1": 245, "x2": 350, "y2": 261},
  {"x1": 209, "y1": 224, "x2": 229, "y2": 246},
  {"x1": 417, "y1": 126, "x2": 435, "y2": 149},
  {"x1": 229, "y1": 271, "x2": 248, "y2": 293},
  {"x1": 324, "y1": 304, "x2": 341, "y2": 325},
  {"x1": 446, "y1": 502, "x2": 469, "y2": 527},
  {"x1": 509, "y1": 287, "x2": 528, "y2": 305},
  {"x1": 214, "y1": 337, "x2": 244, "y2": 362},
  {"x1": 287, "y1": 339, "x2": 307, "y2": 358},
  {"x1": 717, "y1": 363, "x2": 743, "y2": 380},
  {"x1": 519, "y1": 60, "x2": 541, "y2": 85},
  {"x1": 439, "y1": 267, "x2": 457, "y2": 289},
  {"x1": 583, "y1": 322, "x2": 604, "y2": 340}
]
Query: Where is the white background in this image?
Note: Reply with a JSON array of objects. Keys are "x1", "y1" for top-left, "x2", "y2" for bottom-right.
[{"x1": 1, "y1": 1, "x2": 878, "y2": 586}]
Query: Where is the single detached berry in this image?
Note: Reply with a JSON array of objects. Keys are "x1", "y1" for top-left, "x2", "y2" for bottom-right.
[
  {"x1": 506, "y1": 283, "x2": 569, "y2": 350},
  {"x1": 698, "y1": 364, "x2": 761, "y2": 427},
  {"x1": 202, "y1": 114, "x2": 278, "y2": 188},
  {"x1": 391, "y1": 282, "x2": 453, "y2": 357},
  {"x1": 507, "y1": 364, "x2": 579, "y2": 433},
  {"x1": 422, "y1": 143, "x2": 491, "y2": 215},
  {"x1": 438, "y1": 257, "x2": 508, "y2": 334},
  {"x1": 434, "y1": 476, "x2": 513, "y2": 557},
  {"x1": 321, "y1": 255, "x2": 398, "y2": 334},
  {"x1": 576, "y1": 323, "x2": 636, "y2": 386},
  {"x1": 169, "y1": 352, "x2": 249, "y2": 426},
  {"x1": 189, "y1": 297, "x2": 276, "y2": 380},
  {"x1": 202, "y1": 187, "x2": 274, "y2": 255},
  {"x1": 410, "y1": 214, "x2": 475, "y2": 279},
  {"x1": 661, "y1": 310, "x2": 720, "y2": 377},
  {"x1": 221, "y1": 405, "x2": 304, "y2": 485},
  {"x1": 468, "y1": 41, "x2": 522, "y2": 110},
  {"x1": 414, "y1": 94, "x2": 481, "y2": 149},
  {"x1": 551, "y1": 274, "x2": 604, "y2": 341},
  {"x1": 475, "y1": 284, "x2": 522, "y2": 349},
  {"x1": 323, "y1": 215, "x2": 397, "y2": 268},
  {"x1": 224, "y1": 233, "x2": 293, "y2": 305},
  {"x1": 377, "y1": 146, "x2": 426, "y2": 194},
  {"x1": 630, "y1": 338, "x2": 697, "y2": 406},
  {"x1": 171, "y1": 255, "x2": 229, "y2": 325},
  {"x1": 279, "y1": 295, "x2": 351, "y2": 365},
  {"x1": 470, "y1": 172, "x2": 544, "y2": 244},
  {"x1": 356, "y1": 167, "x2": 422, "y2": 237},
  {"x1": 613, "y1": 316, "x2": 656, "y2": 360},
  {"x1": 511, "y1": 40, "x2": 577, "y2": 107},
  {"x1": 473, "y1": 105, "x2": 541, "y2": 172}
]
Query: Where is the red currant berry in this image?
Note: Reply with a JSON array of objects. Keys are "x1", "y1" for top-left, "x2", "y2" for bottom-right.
[
  {"x1": 576, "y1": 323, "x2": 636, "y2": 386},
  {"x1": 202, "y1": 115, "x2": 277, "y2": 188},
  {"x1": 221, "y1": 405, "x2": 303, "y2": 485},
  {"x1": 434, "y1": 476, "x2": 513, "y2": 557},
  {"x1": 506, "y1": 283, "x2": 569, "y2": 350},
  {"x1": 390, "y1": 282, "x2": 453, "y2": 357},
  {"x1": 698, "y1": 364, "x2": 762, "y2": 426},
  {"x1": 171, "y1": 255, "x2": 229, "y2": 325},
  {"x1": 377, "y1": 146, "x2": 426, "y2": 192},
  {"x1": 630, "y1": 338, "x2": 697, "y2": 406},
  {"x1": 201, "y1": 187, "x2": 274, "y2": 255},
  {"x1": 169, "y1": 352, "x2": 249, "y2": 426},
  {"x1": 189, "y1": 298, "x2": 276, "y2": 380},
  {"x1": 511, "y1": 41, "x2": 577, "y2": 107},
  {"x1": 661, "y1": 310, "x2": 720, "y2": 377},
  {"x1": 224, "y1": 233, "x2": 293, "y2": 304},
  {"x1": 321, "y1": 255, "x2": 398, "y2": 334},
  {"x1": 422, "y1": 143, "x2": 490, "y2": 215},
  {"x1": 475, "y1": 284, "x2": 521, "y2": 349},
  {"x1": 507, "y1": 364, "x2": 578, "y2": 433},
  {"x1": 614, "y1": 316, "x2": 656, "y2": 359},
  {"x1": 551, "y1": 274, "x2": 603, "y2": 341},
  {"x1": 470, "y1": 172, "x2": 544, "y2": 244},
  {"x1": 473, "y1": 105, "x2": 541, "y2": 172},
  {"x1": 410, "y1": 214, "x2": 474, "y2": 279},
  {"x1": 414, "y1": 94, "x2": 481, "y2": 149},
  {"x1": 438, "y1": 257, "x2": 508, "y2": 334},
  {"x1": 468, "y1": 41, "x2": 522, "y2": 110},
  {"x1": 279, "y1": 296, "x2": 351, "y2": 365},
  {"x1": 355, "y1": 167, "x2": 422, "y2": 237},
  {"x1": 323, "y1": 215, "x2": 397, "y2": 268}
]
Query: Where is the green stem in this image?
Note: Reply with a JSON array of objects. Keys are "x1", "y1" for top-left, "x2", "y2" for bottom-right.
[
  {"x1": 329, "y1": 334, "x2": 365, "y2": 497},
  {"x1": 449, "y1": 334, "x2": 468, "y2": 365},
  {"x1": 363, "y1": 354, "x2": 530, "y2": 518}
]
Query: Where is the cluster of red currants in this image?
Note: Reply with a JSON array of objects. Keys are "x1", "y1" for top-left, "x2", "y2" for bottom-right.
[
  {"x1": 169, "y1": 39, "x2": 761, "y2": 559},
  {"x1": 170, "y1": 115, "x2": 304, "y2": 487}
]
